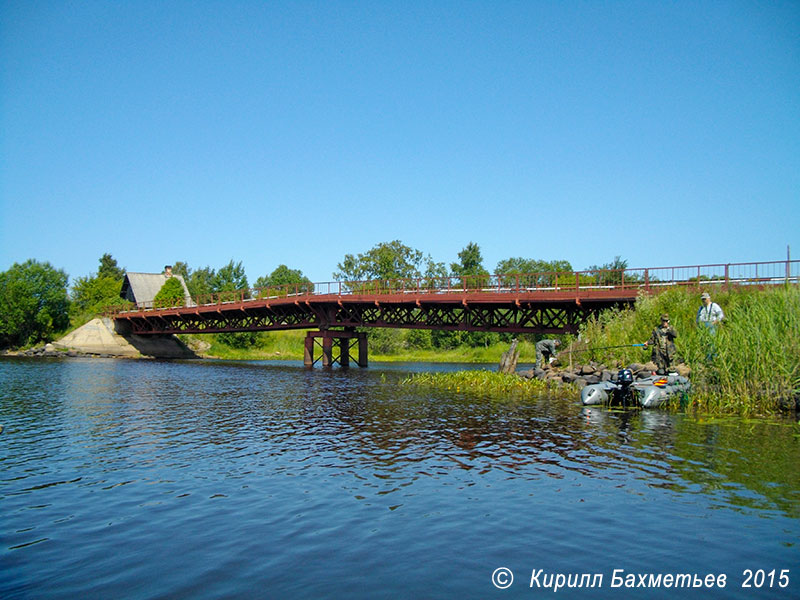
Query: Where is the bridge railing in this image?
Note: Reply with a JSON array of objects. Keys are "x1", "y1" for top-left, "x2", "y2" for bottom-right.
[{"x1": 106, "y1": 259, "x2": 799, "y2": 315}]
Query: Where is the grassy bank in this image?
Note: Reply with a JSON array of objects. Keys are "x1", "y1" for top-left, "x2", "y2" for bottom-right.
[
  {"x1": 369, "y1": 339, "x2": 540, "y2": 363},
  {"x1": 574, "y1": 285, "x2": 800, "y2": 415},
  {"x1": 179, "y1": 330, "x2": 308, "y2": 360},
  {"x1": 179, "y1": 331, "x2": 542, "y2": 363}
]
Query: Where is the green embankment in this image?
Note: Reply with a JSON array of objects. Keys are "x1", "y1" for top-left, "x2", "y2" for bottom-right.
[
  {"x1": 180, "y1": 330, "x2": 308, "y2": 361},
  {"x1": 180, "y1": 332, "x2": 543, "y2": 363}
]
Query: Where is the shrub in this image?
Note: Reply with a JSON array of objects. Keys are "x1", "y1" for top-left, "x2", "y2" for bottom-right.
[
  {"x1": 216, "y1": 331, "x2": 266, "y2": 349},
  {"x1": 153, "y1": 277, "x2": 185, "y2": 308},
  {"x1": 367, "y1": 327, "x2": 404, "y2": 354},
  {"x1": 70, "y1": 275, "x2": 126, "y2": 320},
  {"x1": 406, "y1": 329, "x2": 432, "y2": 349}
]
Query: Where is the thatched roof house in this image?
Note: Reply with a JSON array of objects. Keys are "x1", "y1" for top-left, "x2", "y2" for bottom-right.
[{"x1": 120, "y1": 266, "x2": 193, "y2": 309}]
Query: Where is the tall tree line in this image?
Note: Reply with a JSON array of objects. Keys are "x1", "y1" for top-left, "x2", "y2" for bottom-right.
[{"x1": 1, "y1": 241, "x2": 620, "y2": 349}]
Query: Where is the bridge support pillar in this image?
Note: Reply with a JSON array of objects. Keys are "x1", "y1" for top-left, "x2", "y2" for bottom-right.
[
  {"x1": 321, "y1": 335, "x2": 334, "y2": 367},
  {"x1": 303, "y1": 330, "x2": 367, "y2": 368}
]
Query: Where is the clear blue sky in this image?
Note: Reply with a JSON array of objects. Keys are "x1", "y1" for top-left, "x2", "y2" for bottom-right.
[{"x1": 2, "y1": 1, "x2": 798, "y2": 285}]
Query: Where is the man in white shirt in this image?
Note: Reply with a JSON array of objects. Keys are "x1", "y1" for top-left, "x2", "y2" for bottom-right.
[{"x1": 696, "y1": 292, "x2": 724, "y2": 331}]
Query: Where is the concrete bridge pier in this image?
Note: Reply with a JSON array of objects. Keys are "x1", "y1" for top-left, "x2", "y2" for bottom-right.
[{"x1": 304, "y1": 329, "x2": 368, "y2": 368}]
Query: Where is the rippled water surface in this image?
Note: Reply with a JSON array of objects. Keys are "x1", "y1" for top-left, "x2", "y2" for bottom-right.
[{"x1": 2, "y1": 358, "x2": 798, "y2": 599}]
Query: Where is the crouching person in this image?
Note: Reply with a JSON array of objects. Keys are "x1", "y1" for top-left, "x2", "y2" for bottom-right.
[{"x1": 535, "y1": 339, "x2": 560, "y2": 369}]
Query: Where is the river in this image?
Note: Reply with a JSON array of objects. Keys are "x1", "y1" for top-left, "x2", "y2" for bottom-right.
[{"x1": 1, "y1": 358, "x2": 798, "y2": 599}]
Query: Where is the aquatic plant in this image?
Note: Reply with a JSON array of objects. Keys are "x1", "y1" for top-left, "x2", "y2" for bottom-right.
[{"x1": 401, "y1": 369, "x2": 575, "y2": 400}]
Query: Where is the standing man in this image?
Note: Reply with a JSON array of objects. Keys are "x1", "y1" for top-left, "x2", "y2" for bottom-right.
[
  {"x1": 697, "y1": 291, "x2": 724, "y2": 361},
  {"x1": 696, "y1": 292, "x2": 724, "y2": 331},
  {"x1": 535, "y1": 339, "x2": 560, "y2": 369},
  {"x1": 644, "y1": 314, "x2": 678, "y2": 375}
]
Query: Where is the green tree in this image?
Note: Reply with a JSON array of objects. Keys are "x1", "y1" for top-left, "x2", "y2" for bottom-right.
[
  {"x1": 450, "y1": 242, "x2": 488, "y2": 278},
  {"x1": 70, "y1": 254, "x2": 127, "y2": 319},
  {"x1": 171, "y1": 261, "x2": 214, "y2": 300},
  {"x1": 71, "y1": 275, "x2": 126, "y2": 317},
  {"x1": 212, "y1": 260, "x2": 248, "y2": 293},
  {"x1": 153, "y1": 277, "x2": 186, "y2": 308},
  {"x1": 495, "y1": 257, "x2": 573, "y2": 275},
  {"x1": 444, "y1": 242, "x2": 494, "y2": 350},
  {"x1": 172, "y1": 261, "x2": 191, "y2": 281},
  {"x1": 334, "y1": 240, "x2": 437, "y2": 282},
  {"x1": 406, "y1": 328, "x2": 432, "y2": 349},
  {"x1": 97, "y1": 253, "x2": 125, "y2": 280},
  {"x1": 367, "y1": 327, "x2": 404, "y2": 354},
  {"x1": 586, "y1": 256, "x2": 632, "y2": 285},
  {"x1": 423, "y1": 259, "x2": 448, "y2": 281},
  {"x1": 216, "y1": 331, "x2": 264, "y2": 349},
  {"x1": 189, "y1": 266, "x2": 216, "y2": 300},
  {"x1": 0, "y1": 259, "x2": 70, "y2": 348},
  {"x1": 431, "y1": 329, "x2": 463, "y2": 350},
  {"x1": 495, "y1": 257, "x2": 574, "y2": 288},
  {"x1": 254, "y1": 265, "x2": 313, "y2": 296},
  {"x1": 174, "y1": 260, "x2": 260, "y2": 348}
]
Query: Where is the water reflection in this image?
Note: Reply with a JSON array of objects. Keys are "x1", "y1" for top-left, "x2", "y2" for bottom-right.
[
  {"x1": 1, "y1": 358, "x2": 798, "y2": 599},
  {"x1": 3, "y1": 358, "x2": 796, "y2": 514}
]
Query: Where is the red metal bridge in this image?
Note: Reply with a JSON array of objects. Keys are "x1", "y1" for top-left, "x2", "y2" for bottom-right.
[{"x1": 110, "y1": 259, "x2": 798, "y2": 367}]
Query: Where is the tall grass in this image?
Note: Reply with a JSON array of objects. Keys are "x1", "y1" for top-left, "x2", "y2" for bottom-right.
[
  {"x1": 186, "y1": 330, "x2": 545, "y2": 364},
  {"x1": 579, "y1": 286, "x2": 800, "y2": 414},
  {"x1": 703, "y1": 287, "x2": 800, "y2": 413},
  {"x1": 371, "y1": 338, "x2": 541, "y2": 363},
  {"x1": 401, "y1": 370, "x2": 574, "y2": 401},
  {"x1": 180, "y1": 330, "x2": 307, "y2": 360}
]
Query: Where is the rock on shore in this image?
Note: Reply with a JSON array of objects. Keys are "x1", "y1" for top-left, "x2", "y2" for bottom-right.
[{"x1": 517, "y1": 361, "x2": 691, "y2": 387}]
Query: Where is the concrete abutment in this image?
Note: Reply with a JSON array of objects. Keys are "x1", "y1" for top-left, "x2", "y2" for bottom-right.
[{"x1": 54, "y1": 318, "x2": 196, "y2": 358}]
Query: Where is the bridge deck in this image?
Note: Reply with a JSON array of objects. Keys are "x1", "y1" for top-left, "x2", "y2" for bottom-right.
[{"x1": 109, "y1": 259, "x2": 799, "y2": 336}]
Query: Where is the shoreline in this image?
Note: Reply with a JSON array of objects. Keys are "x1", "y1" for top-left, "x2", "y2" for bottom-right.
[{"x1": 4, "y1": 347, "x2": 797, "y2": 417}]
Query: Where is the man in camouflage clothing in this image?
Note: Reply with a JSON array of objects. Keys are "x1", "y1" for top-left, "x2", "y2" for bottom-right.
[
  {"x1": 644, "y1": 314, "x2": 678, "y2": 375},
  {"x1": 535, "y1": 339, "x2": 560, "y2": 369}
]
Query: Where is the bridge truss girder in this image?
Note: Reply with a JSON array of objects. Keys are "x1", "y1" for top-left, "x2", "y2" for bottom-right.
[{"x1": 118, "y1": 298, "x2": 629, "y2": 336}]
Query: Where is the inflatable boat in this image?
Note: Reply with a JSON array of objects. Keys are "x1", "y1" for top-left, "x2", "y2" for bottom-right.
[{"x1": 580, "y1": 368, "x2": 691, "y2": 408}]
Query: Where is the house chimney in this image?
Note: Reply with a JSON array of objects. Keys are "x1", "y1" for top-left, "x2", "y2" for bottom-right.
[{"x1": 164, "y1": 265, "x2": 173, "y2": 277}]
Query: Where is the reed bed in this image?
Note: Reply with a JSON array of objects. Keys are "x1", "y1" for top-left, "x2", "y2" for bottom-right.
[
  {"x1": 403, "y1": 287, "x2": 799, "y2": 416},
  {"x1": 401, "y1": 370, "x2": 575, "y2": 401},
  {"x1": 578, "y1": 285, "x2": 800, "y2": 415}
]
